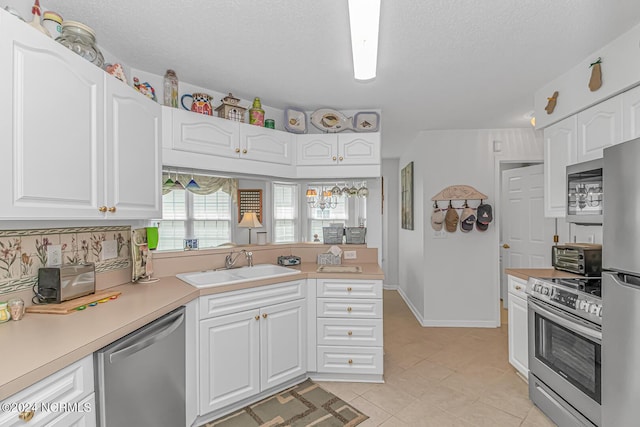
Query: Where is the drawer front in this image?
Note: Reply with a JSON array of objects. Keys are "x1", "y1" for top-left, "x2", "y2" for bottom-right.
[
  {"x1": 508, "y1": 275, "x2": 528, "y2": 298},
  {"x1": 44, "y1": 393, "x2": 96, "y2": 426},
  {"x1": 200, "y1": 280, "x2": 305, "y2": 319},
  {"x1": 317, "y1": 298, "x2": 382, "y2": 319},
  {"x1": 317, "y1": 279, "x2": 382, "y2": 299},
  {"x1": 316, "y1": 346, "x2": 383, "y2": 375},
  {"x1": 0, "y1": 356, "x2": 93, "y2": 427},
  {"x1": 317, "y1": 318, "x2": 383, "y2": 347}
]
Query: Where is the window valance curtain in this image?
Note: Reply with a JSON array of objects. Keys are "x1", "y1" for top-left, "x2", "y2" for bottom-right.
[{"x1": 162, "y1": 173, "x2": 238, "y2": 204}]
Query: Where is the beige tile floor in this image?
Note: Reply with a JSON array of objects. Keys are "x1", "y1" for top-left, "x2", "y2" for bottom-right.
[{"x1": 316, "y1": 290, "x2": 557, "y2": 427}]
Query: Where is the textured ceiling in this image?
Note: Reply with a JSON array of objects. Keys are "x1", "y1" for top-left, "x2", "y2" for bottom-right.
[{"x1": 36, "y1": 1, "x2": 640, "y2": 157}]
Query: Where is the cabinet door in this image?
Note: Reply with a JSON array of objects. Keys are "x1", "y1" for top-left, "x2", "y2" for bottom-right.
[
  {"x1": 576, "y1": 95, "x2": 623, "y2": 162},
  {"x1": 171, "y1": 109, "x2": 240, "y2": 159},
  {"x1": 338, "y1": 133, "x2": 381, "y2": 165},
  {"x1": 296, "y1": 135, "x2": 338, "y2": 165},
  {"x1": 508, "y1": 294, "x2": 529, "y2": 378},
  {"x1": 0, "y1": 16, "x2": 104, "y2": 219},
  {"x1": 44, "y1": 394, "x2": 96, "y2": 427},
  {"x1": 105, "y1": 77, "x2": 162, "y2": 218},
  {"x1": 240, "y1": 125, "x2": 294, "y2": 165},
  {"x1": 260, "y1": 299, "x2": 306, "y2": 390},
  {"x1": 543, "y1": 116, "x2": 577, "y2": 217},
  {"x1": 623, "y1": 85, "x2": 640, "y2": 141},
  {"x1": 199, "y1": 309, "x2": 260, "y2": 413}
]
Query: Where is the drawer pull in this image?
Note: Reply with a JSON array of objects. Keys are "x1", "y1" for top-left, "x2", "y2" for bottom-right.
[
  {"x1": 263, "y1": 313, "x2": 268, "y2": 319},
  {"x1": 347, "y1": 287, "x2": 353, "y2": 292},
  {"x1": 348, "y1": 331, "x2": 353, "y2": 336},
  {"x1": 515, "y1": 285, "x2": 522, "y2": 291},
  {"x1": 348, "y1": 359, "x2": 353, "y2": 365},
  {"x1": 347, "y1": 307, "x2": 352, "y2": 312},
  {"x1": 19, "y1": 410, "x2": 35, "y2": 421},
  {"x1": 255, "y1": 315, "x2": 260, "y2": 321}
]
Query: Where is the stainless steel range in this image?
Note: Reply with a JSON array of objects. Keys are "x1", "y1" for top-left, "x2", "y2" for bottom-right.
[{"x1": 526, "y1": 276, "x2": 602, "y2": 427}]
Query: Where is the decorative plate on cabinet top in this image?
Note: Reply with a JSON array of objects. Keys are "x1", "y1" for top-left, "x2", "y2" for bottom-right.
[
  {"x1": 353, "y1": 111, "x2": 380, "y2": 132},
  {"x1": 310, "y1": 108, "x2": 352, "y2": 133},
  {"x1": 284, "y1": 108, "x2": 307, "y2": 134}
]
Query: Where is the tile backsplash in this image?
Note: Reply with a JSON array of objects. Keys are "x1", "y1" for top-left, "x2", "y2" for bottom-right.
[{"x1": 0, "y1": 226, "x2": 131, "y2": 295}]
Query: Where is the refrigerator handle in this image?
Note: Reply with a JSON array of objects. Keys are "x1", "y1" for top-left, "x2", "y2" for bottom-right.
[
  {"x1": 606, "y1": 271, "x2": 640, "y2": 288},
  {"x1": 108, "y1": 312, "x2": 184, "y2": 364}
]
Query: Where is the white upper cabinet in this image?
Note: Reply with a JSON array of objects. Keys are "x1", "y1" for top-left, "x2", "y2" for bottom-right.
[
  {"x1": 0, "y1": 13, "x2": 105, "y2": 219},
  {"x1": 623, "y1": 85, "x2": 640, "y2": 141},
  {"x1": 338, "y1": 134, "x2": 381, "y2": 165},
  {"x1": 544, "y1": 116, "x2": 577, "y2": 218},
  {"x1": 296, "y1": 135, "x2": 339, "y2": 166},
  {"x1": 240, "y1": 125, "x2": 294, "y2": 165},
  {"x1": 105, "y1": 77, "x2": 162, "y2": 218},
  {"x1": 170, "y1": 108, "x2": 240, "y2": 158},
  {"x1": 576, "y1": 95, "x2": 623, "y2": 163}
]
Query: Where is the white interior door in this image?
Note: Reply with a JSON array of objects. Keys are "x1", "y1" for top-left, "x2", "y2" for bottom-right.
[{"x1": 501, "y1": 164, "x2": 555, "y2": 303}]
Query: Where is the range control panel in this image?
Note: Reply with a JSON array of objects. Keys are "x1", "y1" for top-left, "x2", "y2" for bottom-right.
[{"x1": 526, "y1": 277, "x2": 602, "y2": 325}]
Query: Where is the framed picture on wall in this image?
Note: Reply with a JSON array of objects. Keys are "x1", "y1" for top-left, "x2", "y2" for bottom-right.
[{"x1": 401, "y1": 162, "x2": 414, "y2": 230}]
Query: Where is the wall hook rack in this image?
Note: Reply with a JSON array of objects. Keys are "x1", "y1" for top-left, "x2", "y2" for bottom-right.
[{"x1": 431, "y1": 185, "x2": 487, "y2": 202}]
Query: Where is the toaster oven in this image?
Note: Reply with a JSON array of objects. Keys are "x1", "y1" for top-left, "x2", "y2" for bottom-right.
[{"x1": 552, "y1": 244, "x2": 602, "y2": 276}]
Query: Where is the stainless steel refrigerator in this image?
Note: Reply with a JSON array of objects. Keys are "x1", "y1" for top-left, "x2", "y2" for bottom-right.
[{"x1": 602, "y1": 136, "x2": 640, "y2": 426}]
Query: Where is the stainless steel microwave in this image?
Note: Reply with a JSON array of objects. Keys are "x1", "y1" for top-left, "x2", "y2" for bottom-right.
[{"x1": 567, "y1": 158, "x2": 603, "y2": 224}]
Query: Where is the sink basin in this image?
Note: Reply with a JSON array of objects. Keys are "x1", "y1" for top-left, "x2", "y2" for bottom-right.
[{"x1": 176, "y1": 264, "x2": 301, "y2": 288}]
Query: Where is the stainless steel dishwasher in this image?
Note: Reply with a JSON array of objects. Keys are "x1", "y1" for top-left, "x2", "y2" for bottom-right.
[{"x1": 95, "y1": 306, "x2": 186, "y2": 427}]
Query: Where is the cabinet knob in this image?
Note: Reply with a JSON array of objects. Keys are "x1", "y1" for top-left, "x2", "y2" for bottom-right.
[
  {"x1": 348, "y1": 359, "x2": 353, "y2": 365},
  {"x1": 108, "y1": 206, "x2": 116, "y2": 213},
  {"x1": 503, "y1": 244, "x2": 510, "y2": 249},
  {"x1": 339, "y1": 156, "x2": 344, "y2": 161},
  {"x1": 235, "y1": 148, "x2": 241, "y2": 153},
  {"x1": 255, "y1": 315, "x2": 260, "y2": 321},
  {"x1": 347, "y1": 307, "x2": 352, "y2": 313},
  {"x1": 347, "y1": 287, "x2": 352, "y2": 292},
  {"x1": 243, "y1": 149, "x2": 248, "y2": 154},
  {"x1": 262, "y1": 313, "x2": 268, "y2": 319},
  {"x1": 19, "y1": 410, "x2": 35, "y2": 421},
  {"x1": 332, "y1": 156, "x2": 337, "y2": 161},
  {"x1": 515, "y1": 285, "x2": 522, "y2": 291},
  {"x1": 348, "y1": 331, "x2": 353, "y2": 336},
  {"x1": 98, "y1": 206, "x2": 107, "y2": 212}
]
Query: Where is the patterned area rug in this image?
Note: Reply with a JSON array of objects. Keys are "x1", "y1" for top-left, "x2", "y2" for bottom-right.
[{"x1": 204, "y1": 379, "x2": 368, "y2": 427}]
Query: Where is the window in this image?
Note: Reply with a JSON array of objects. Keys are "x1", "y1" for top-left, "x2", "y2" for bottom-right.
[
  {"x1": 158, "y1": 189, "x2": 232, "y2": 250},
  {"x1": 273, "y1": 183, "x2": 298, "y2": 243}
]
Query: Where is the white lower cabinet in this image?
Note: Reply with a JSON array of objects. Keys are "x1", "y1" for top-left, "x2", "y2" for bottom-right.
[
  {"x1": 312, "y1": 279, "x2": 384, "y2": 380},
  {"x1": 507, "y1": 275, "x2": 529, "y2": 378},
  {"x1": 0, "y1": 356, "x2": 95, "y2": 427},
  {"x1": 198, "y1": 281, "x2": 306, "y2": 415}
]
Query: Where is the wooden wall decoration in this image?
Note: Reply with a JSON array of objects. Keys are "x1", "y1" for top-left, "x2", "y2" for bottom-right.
[
  {"x1": 238, "y1": 189, "x2": 263, "y2": 223},
  {"x1": 401, "y1": 162, "x2": 414, "y2": 230}
]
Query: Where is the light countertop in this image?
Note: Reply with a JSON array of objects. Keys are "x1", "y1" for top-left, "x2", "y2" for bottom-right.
[
  {"x1": 0, "y1": 263, "x2": 384, "y2": 400},
  {"x1": 505, "y1": 268, "x2": 584, "y2": 281}
]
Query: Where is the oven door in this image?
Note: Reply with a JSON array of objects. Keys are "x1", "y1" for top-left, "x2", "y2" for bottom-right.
[{"x1": 528, "y1": 297, "x2": 601, "y2": 425}]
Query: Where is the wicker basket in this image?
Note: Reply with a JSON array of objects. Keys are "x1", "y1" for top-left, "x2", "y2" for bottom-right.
[
  {"x1": 317, "y1": 253, "x2": 342, "y2": 265},
  {"x1": 322, "y1": 227, "x2": 344, "y2": 244},
  {"x1": 345, "y1": 227, "x2": 366, "y2": 244}
]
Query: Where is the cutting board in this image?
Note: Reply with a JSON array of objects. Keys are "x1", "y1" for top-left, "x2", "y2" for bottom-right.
[{"x1": 26, "y1": 290, "x2": 121, "y2": 315}]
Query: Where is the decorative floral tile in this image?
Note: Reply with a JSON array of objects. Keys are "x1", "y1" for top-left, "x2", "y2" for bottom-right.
[
  {"x1": 112, "y1": 231, "x2": 131, "y2": 259},
  {"x1": 0, "y1": 237, "x2": 22, "y2": 282},
  {"x1": 76, "y1": 233, "x2": 92, "y2": 264},
  {"x1": 19, "y1": 235, "x2": 41, "y2": 277},
  {"x1": 90, "y1": 232, "x2": 107, "y2": 263}
]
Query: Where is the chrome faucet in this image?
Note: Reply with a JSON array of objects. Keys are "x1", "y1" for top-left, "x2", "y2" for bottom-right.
[{"x1": 224, "y1": 250, "x2": 254, "y2": 269}]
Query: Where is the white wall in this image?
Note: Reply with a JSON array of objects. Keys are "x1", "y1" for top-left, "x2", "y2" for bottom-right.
[
  {"x1": 399, "y1": 128, "x2": 543, "y2": 326},
  {"x1": 382, "y1": 159, "x2": 399, "y2": 288}
]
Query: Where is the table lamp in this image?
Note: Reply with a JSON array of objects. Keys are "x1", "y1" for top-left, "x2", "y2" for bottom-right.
[{"x1": 238, "y1": 211, "x2": 262, "y2": 244}]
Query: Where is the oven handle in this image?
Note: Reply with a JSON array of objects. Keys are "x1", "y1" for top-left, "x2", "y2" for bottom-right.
[{"x1": 529, "y1": 298, "x2": 602, "y2": 342}]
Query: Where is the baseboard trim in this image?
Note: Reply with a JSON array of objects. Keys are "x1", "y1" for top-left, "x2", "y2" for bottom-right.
[
  {"x1": 396, "y1": 287, "x2": 426, "y2": 325},
  {"x1": 419, "y1": 319, "x2": 499, "y2": 328},
  {"x1": 308, "y1": 372, "x2": 384, "y2": 383},
  {"x1": 383, "y1": 283, "x2": 398, "y2": 290}
]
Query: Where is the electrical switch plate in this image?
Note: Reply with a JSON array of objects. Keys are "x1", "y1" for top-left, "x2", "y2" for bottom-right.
[
  {"x1": 587, "y1": 234, "x2": 595, "y2": 244},
  {"x1": 101, "y1": 240, "x2": 118, "y2": 261},
  {"x1": 47, "y1": 245, "x2": 62, "y2": 266},
  {"x1": 344, "y1": 250, "x2": 357, "y2": 260}
]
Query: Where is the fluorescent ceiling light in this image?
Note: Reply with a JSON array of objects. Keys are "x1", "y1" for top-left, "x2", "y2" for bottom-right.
[{"x1": 348, "y1": 0, "x2": 381, "y2": 81}]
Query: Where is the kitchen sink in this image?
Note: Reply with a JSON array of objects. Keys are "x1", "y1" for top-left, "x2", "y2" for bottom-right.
[{"x1": 176, "y1": 264, "x2": 301, "y2": 288}]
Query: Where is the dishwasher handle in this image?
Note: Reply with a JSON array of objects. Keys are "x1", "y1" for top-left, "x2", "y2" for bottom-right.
[{"x1": 109, "y1": 310, "x2": 184, "y2": 364}]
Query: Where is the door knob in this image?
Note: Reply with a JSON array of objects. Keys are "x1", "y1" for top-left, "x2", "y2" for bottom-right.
[{"x1": 503, "y1": 244, "x2": 510, "y2": 249}]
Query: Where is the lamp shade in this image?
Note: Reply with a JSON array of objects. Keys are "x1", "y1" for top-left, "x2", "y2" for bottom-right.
[{"x1": 238, "y1": 211, "x2": 263, "y2": 228}]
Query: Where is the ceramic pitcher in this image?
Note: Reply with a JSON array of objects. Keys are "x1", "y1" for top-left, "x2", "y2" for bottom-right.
[{"x1": 181, "y1": 92, "x2": 213, "y2": 115}]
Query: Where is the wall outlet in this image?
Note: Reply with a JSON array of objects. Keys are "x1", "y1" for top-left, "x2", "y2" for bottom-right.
[
  {"x1": 344, "y1": 250, "x2": 357, "y2": 260},
  {"x1": 47, "y1": 245, "x2": 62, "y2": 266},
  {"x1": 101, "y1": 240, "x2": 118, "y2": 261},
  {"x1": 587, "y1": 234, "x2": 595, "y2": 244}
]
